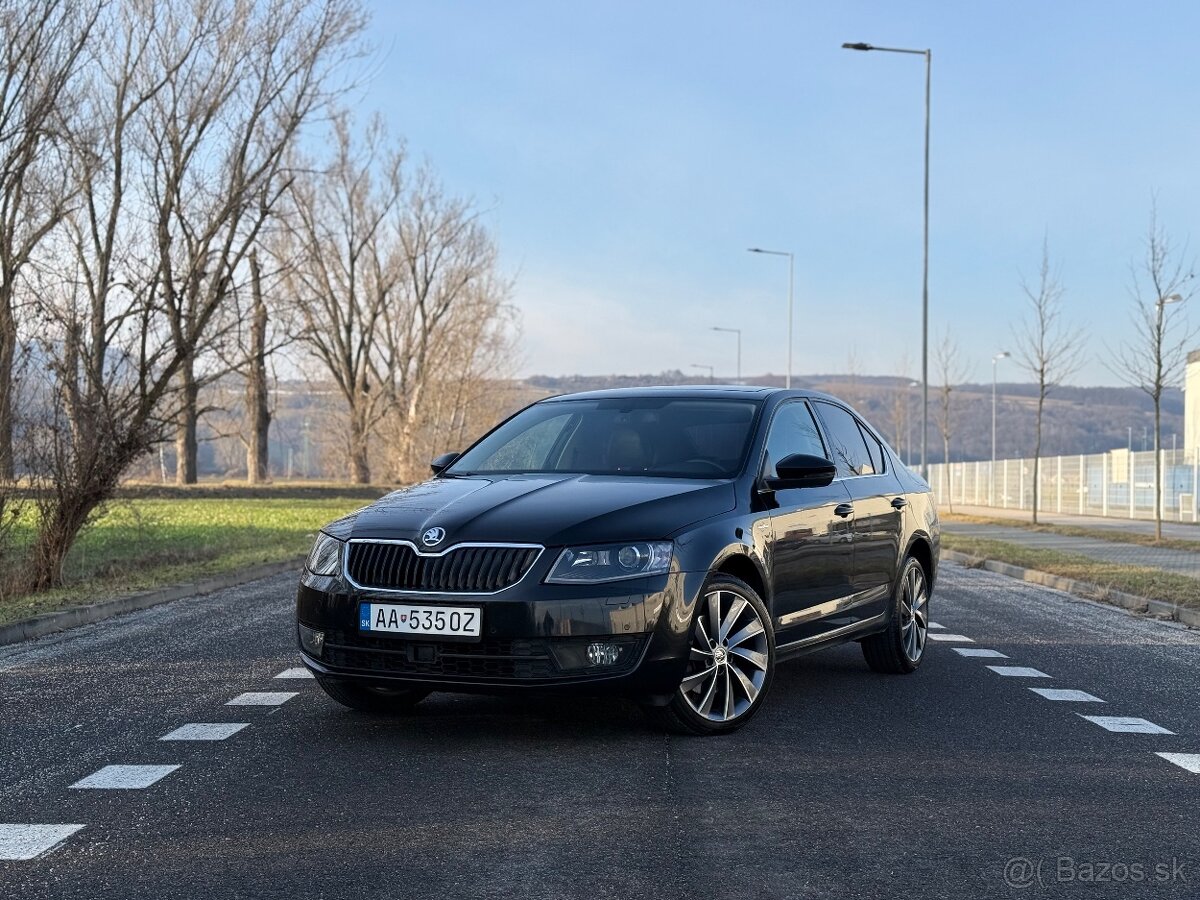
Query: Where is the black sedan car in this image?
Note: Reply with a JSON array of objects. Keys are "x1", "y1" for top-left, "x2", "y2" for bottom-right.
[{"x1": 297, "y1": 386, "x2": 939, "y2": 735}]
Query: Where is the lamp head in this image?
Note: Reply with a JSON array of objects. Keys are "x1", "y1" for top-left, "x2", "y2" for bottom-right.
[{"x1": 842, "y1": 42, "x2": 873, "y2": 51}]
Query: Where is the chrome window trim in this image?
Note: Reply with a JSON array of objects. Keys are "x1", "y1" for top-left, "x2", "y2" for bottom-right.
[{"x1": 343, "y1": 538, "x2": 545, "y2": 596}]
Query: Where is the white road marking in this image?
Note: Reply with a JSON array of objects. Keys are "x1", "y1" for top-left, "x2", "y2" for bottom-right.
[
  {"x1": 225, "y1": 691, "x2": 298, "y2": 707},
  {"x1": 1079, "y1": 715, "x2": 1174, "y2": 735},
  {"x1": 927, "y1": 621, "x2": 946, "y2": 630},
  {"x1": 952, "y1": 648, "x2": 1009, "y2": 658},
  {"x1": 0, "y1": 824, "x2": 85, "y2": 860},
  {"x1": 1156, "y1": 753, "x2": 1200, "y2": 774},
  {"x1": 274, "y1": 668, "x2": 314, "y2": 680},
  {"x1": 1029, "y1": 688, "x2": 1104, "y2": 702},
  {"x1": 928, "y1": 634, "x2": 974, "y2": 643},
  {"x1": 70, "y1": 764, "x2": 180, "y2": 790},
  {"x1": 985, "y1": 666, "x2": 1051, "y2": 678},
  {"x1": 160, "y1": 723, "x2": 248, "y2": 741}
]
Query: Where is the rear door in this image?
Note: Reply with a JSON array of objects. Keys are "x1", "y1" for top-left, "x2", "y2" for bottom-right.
[
  {"x1": 761, "y1": 400, "x2": 855, "y2": 644},
  {"x1": 812, "y1": 401, "x2": 905, "y2": 624}
]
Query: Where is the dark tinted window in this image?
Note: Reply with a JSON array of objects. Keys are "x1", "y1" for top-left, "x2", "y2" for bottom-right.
[
  {"x1": 449, "y1": 398, "x2": 760, "y2": 478},
  {"x1": 858, "y1": 422, "x2": 885, "y2": 474},
  {"x1": 762, "y1": 402, "x2": 827, "y2": 478},
  {"x1": 814, "y1": 402, "x2": 876, "y2": 477}
]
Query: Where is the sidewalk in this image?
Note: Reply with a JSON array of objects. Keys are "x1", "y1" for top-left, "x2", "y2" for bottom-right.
[
  {"x1": 947, "y1": 504, "x2": 1200, "y2": 541},
  {"x1": 942, "y1": 506, "x2": 1200, "y2": 581}
]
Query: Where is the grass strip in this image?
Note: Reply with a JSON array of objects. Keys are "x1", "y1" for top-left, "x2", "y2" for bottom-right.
[
  {"x1": 941, "y1": 513, "x2": 1200, "y2": 553},
  {"x1": 0, "y1": 495, "x2": 370, "y2": 626},
  {"x1": 941, "y1": 534, "x2": 1200, "y2": 610}
]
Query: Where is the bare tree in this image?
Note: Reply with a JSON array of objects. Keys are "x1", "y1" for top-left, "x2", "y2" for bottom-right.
[
  {"x1": 0, "y1": 0, "x2": 101, "y2": 480},
  {"x1": 245, "y1": 251, "x2": 271, "y2": 482},
  {"x1": 382, "y1": 167, "x2": 502, "y2": 482},
  {"x1": 932, "y1": 330, "x2": 969, "y2": 513},
  {"x1": 1110, "y1": 205, "x2": 1196, "y2": 541},
  {"x1": 21, "y1": 0, "x2": 363, "y2": 590},
  {"x1": 886, "y1": 353, "x2": 914, "y2": 463},
  {"x1": 1013, "y1": 238, "x2": 1084, "y2": 524},
  {"x1": 281, "y1": 113, "x2": 404, "y2": 484}
]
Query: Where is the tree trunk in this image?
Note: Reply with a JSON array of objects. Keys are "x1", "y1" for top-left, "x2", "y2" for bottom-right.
[
  {"x1": 0, "y1": 298, "x2": 15, "y2": 482},
  {"x1": 1154, "y1": 398, "x2": 1163, "y2": 542},
  {"x1": 23, "y1": 488, "x2": 105, "y2": 592},
  {"x1": 944, "y1": 435, "x2": 953, "y2": 514},
  {"x1": 175, "y1": 360, "x2": 199, "y2": 485},
  {"x1": 349, "y1": 412, "x2": 370, "y2": 484},
  {"x1": 1032, "y1": 392, "x2": 1044, "y2": 525},
  {"x1": 394, "y1": 383, "x2": 424, "y2": 484},
  {"x1": 246, "y1": 254, "x2": 271, "y2": 484}
]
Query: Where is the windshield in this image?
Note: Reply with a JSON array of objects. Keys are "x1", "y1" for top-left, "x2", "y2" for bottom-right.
[{"x1": 447, "y1": 398, "x2": 760, "y2": 478}]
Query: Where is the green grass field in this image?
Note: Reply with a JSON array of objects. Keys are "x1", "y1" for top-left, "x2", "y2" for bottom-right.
[{"x1": 0, "y1": 488, "x2": 377, "y2": 625}]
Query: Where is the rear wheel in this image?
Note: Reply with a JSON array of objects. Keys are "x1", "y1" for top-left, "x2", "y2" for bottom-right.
[
  {"x1": 647, "y1": 574, "x2": 775, "y2": 736},
  {"x1": 861, "y1": 556, "x2": 928, "y2": 674},
  {"x1": 315, "y1": 675, "x2": 431, "y2": 714}
]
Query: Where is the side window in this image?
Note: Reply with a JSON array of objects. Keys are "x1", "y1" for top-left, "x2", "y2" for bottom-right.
[
  {"x1": 814, "y1": 402, "x2": 875, "y2": 477},
  {"x1": 762, "y1": 402, "x2": 827, "y2": 478},
  {"x1": 857, "y1": 422, "x2": 885, "y2": 475}
]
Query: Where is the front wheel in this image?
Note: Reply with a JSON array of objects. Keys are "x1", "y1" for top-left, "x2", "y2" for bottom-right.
[
  {"x1": 647, "y1": 574, "x2": 775, "y2": 736},
  {"x1": 861, "y1": 556, "x2": 929, "y2": 674},
  {"x1": 315, "y1": 675, "x2": 431, "y2": 714}
]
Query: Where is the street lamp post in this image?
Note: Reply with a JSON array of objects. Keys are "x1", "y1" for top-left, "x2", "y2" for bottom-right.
[
  {"x1": 991, "y1": 351, "x2": 1010, "y2": 505},
  {"x1": 842, "y1": 40, "x2": 931, "y2": 475},
  {"x1": 712, "y1": 326, "x2": 742, "y2": 382},
  {"x1": 691, "y1": 363, "x2": 715, "y2": 384},
  {"x1": 747, "y1": 248, "x2": 794, "y2": 388}
]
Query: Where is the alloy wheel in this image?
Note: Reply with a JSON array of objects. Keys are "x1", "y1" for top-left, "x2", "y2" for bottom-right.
[
  {"x1": 679, "y1": 589, "x2": 770, "y2": 722},
  {"x1": 900, "y1": 564, "x2": 928, "y2": 662}
]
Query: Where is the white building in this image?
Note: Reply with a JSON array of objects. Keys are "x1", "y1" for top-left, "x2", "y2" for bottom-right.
[{"x1": 1187, "y1": 350, "x2": 1200, "y2": 455}]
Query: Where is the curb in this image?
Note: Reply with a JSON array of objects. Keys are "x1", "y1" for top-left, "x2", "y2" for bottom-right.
[
  {"x1": 941, "y1": 549, "x2": 1200, "y2": 629},
  {"x1": 0, "y1": 558, "x2": 304, "y2": 648}
]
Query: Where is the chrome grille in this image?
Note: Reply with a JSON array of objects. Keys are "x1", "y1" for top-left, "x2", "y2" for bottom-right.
[{"x1": 346, "y1": 542, "x2": 541, "y2": 593}]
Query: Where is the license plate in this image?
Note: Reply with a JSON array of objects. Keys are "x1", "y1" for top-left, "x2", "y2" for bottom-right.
[{"x1": 359, "y1": 602, "x2": 482, "y2": 639}]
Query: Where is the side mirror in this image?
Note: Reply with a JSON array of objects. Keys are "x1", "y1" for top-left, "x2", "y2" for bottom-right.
[
  {"x1": 764, "y1": 453, "x2": 836, "y2": 490},
  {"x1": 430, "y1": 451, "x2": 459, "y2": 476}
]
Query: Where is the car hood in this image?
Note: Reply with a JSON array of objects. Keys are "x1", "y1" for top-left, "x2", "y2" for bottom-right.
[{"x1": 342, "y1": 474, "x2": 736, "y2": 547}]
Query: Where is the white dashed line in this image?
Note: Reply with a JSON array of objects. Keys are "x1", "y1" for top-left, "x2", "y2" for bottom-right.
[
  {"x1": 70, "y1": 764, "x2": 180, "y2": 790},
  {"x1": 160, "y1": 723, "x2": 249, "y2": 741},
  {"x1": 1156, "y1": 753, "x2": 1200, "y2": 774},
  {"x1": 274, "y1": 668, "x2": 314, "y2": 680},
  {"x1": 927, "y1": 622, "x2": 946, "y2": 630},
  {"x1": 985, "y1": 666, "x2": 1051, "y2": 678},
  {"x1": 0, "y1": 824, "x2": 85, "y2": 860},
  {"x1": 1079, "y1": 716, "x2": 1174, "y2": 735},
  {"x1": 225, "y1": 691, "x2": 297, "y2": 707},
  {"x1": 952, "y1": 648, "x2": 1009, "y2": 658},
  {"x1": 1029, "y1": 688, "x2": 1104, "y2": 703},
  {"x1": 928, "y1": 634, "x2": 974, "y2": 643}
]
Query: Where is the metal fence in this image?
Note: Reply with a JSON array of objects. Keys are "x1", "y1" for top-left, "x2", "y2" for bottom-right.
[{"x1": 926, "y1": 449, "x2": 1200, "y2": 522}]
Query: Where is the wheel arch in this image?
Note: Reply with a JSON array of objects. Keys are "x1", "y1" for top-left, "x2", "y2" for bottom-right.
[
  {"x1": 710, "y1": 548, "x2": 769, "y2": 605},
  {"x1": 904, "y1": 533, "x2": 936, "y2": 590}
]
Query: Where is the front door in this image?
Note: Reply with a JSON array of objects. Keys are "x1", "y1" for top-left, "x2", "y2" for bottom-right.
[{"x1": 761, "y1": 400, "x2": 856, "y2": 643}]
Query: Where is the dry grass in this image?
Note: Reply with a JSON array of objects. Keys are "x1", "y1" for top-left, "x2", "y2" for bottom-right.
[{"x1": 942, "y1": 534, "x2": 1200, "y2": 609}]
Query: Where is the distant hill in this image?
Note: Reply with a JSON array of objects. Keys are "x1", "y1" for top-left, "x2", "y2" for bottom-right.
[{"x1": 524, "y1": 371, "x2": 1184, "y2": 464}]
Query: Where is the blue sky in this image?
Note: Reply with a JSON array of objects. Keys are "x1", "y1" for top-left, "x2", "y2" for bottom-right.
[{"x1": 363, "y1": 1, "x2": 1200, "y2": 385}]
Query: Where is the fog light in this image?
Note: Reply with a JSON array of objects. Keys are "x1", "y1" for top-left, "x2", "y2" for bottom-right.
[
  {"x1": 587, "y1": 642, "x2": 621, "y2": 666},
  {"x1": 299, "y1": 623, "x2": 325, "y2": 657}
]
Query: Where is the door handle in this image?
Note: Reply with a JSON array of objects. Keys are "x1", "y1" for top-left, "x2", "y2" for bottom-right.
[
  {"x1": 834, "y1": 503, "x2": 854, "y2": 518},
  {"x1": 891, "y1": 497, "x2": 908, "y2": 510}
]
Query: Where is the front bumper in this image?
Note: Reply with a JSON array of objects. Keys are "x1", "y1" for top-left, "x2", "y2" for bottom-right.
[{"x1": 295, "y1": 567, "x2": 705, "y2": 697}]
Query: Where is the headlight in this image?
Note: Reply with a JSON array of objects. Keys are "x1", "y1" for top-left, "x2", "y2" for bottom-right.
[
  {"x1": 546, "y1": 541, "x2": 673, "y2": 584},
  {"x1": 305, "y1": 532, "x2": 343, "y2": 576}
]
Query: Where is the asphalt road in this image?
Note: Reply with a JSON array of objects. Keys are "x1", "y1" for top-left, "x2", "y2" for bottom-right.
[{"x1": 2, "y1": 564, "x2": 1198, "y2": 900}]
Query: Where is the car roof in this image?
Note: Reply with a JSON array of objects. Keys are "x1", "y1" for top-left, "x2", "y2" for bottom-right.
[{"x1": 538, "y1": 384, "x2": 846, "y2": 404}]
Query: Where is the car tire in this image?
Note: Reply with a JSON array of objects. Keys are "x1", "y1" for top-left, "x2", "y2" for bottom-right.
[
  {"x1": 861, "y1": 555, "x2": 929, "y2": 674},
  {"x1": 315, "y1": 675, "x2": 431, "y2": 714},
  {"x1": 646, "y1": 573, "x2": 775, "y2": 736}
]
